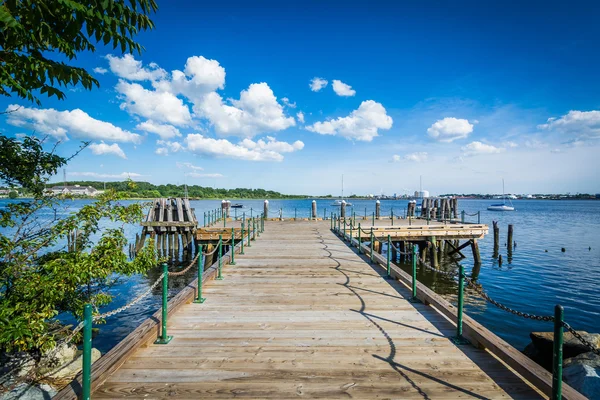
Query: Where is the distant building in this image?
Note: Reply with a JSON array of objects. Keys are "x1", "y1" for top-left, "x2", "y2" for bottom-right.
[
  {"x1": 418, "y1": 190, "x2": 430, "y2": 198},
  {"x1": 49, "y1": 185, "x2": 101, "y2": 196}
]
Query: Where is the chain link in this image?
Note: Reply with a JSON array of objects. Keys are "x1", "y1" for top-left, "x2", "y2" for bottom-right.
[
  {"x1": 168, "y1": 253, "x2": 200, "y2": 276},
  {"x1": 562, "y1": 322, "x2": 600, "y2": 356},
  {"x1": 418, "y1": 258, "x2": 459, "y2": 278}
]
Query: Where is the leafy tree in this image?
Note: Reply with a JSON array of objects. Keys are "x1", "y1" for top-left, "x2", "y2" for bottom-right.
[
  {"x1": 0, "y1": 0, "x2": 158, "y2": 105},
  {"x1": 7, "y1": 190, "x2": 17, "y2": 199}
]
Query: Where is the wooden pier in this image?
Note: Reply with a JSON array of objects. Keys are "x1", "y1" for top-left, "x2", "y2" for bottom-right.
[{"x1": 57, "y1": 219, "x2": 585, "y2": 399}]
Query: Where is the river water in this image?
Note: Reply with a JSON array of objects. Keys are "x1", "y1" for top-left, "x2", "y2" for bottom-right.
[{"x1": 1, "y1": 198, "x2": 598, "y2": 354}]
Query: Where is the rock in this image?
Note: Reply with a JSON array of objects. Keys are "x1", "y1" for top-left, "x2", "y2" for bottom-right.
[
  {"x1": 0, "y1": 352, "x2": 36, "y2": 388},
  {"x1": 0, "y1": 382, "x2": 57, "y2": 400},
  {"x1": 37, "y1": 343, "x2": 78, "y2": 376},
  {"x1": 563, "y1": 352, "x2": 600, "y2": 399},
  {"x1": 43, "y1": 348, "x2": 101, "y2": 381},
  {"x1": 524, "y1": 331, "x2": 600, "y2": 370}
]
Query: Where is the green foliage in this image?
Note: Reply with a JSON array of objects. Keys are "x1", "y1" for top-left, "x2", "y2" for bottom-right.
[
  {"x1": 49, "y1": 180, "x2": 307, "y2": 199},
  {"x1": 7, "y1": 190, "x2": 17, "y2": 199},
  {"x1": 0, "y1": 0, "x2": 157, "y2": 105},
  {"x1": 0, "y1": 190, "x2": 159, "y2": 353}
]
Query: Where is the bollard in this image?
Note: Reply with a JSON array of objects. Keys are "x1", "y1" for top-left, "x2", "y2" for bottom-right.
[
  {"x1": 82, "y1": 304, "x2": 92, "y2": 400},
  {"x1": 370, "y1": 228, "x2": 374, "y2": 264},
  {"x1": 386, "y1": 235, "x2": 391, "y2": 278},
  {"x1": 375, "y1": 200, "x2": 380, "y2": 219},
  {"x1": 312, "y1": 200, "x2": 317, "y2": 220},
  {"x1": 452, "y1": 265, "x2": 468, "y2": 345},
  {"x1": 194, "y1": 244, "x2": 206, "y2": 303},
  {"x1": 155, "y1": 263, "x2": 172, "y2": 344},
  {"x1": 216, "y1": 235, "x2": 224, "y2": 280},
  {"x1": 240, "y1": 222, "x2": 245, "y2": 254},
  {"x1": 411, "y1": 245, "x2": 418, "y2": 301},
  {"x1": 358, "y1": 223, "x2": 362, "y2": 254},
  {"x1": 264, "y1": 200, "x2": 269, "y2": 219},
  {"x1": 230, "y1": 228, "x2": 236, "y2": 265},
  {"x1": 552, "y1": 305, "x2": 564, "y2": 400}
]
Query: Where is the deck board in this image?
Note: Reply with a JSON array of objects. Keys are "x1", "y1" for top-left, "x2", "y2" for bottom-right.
[{"x1": 95, "y1": 221, "x2": 543, "y2": 399}]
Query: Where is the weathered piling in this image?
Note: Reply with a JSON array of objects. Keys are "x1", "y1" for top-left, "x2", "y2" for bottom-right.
[
  {"x1": 312, "y1": 200, "x2": 317, "y2": 219},
  {"x1": 264, "y1": 200, "x2": 269, "y2": 219},
  {"x1": 493, "y1": 221, "x2": 499, "y2": 258},
  {"x1": 507, "y1": 224, "x2": 514, "y2": 250},
  {"x1": 471, "y1": 239, "x2": 482, "y2": 265},
  {"x1": 375, "y1": 200, "x2": 380, "y2": 219},
  {"x1": 429, "y1": 236, "x2": 439, "y2": 268},
  {"x1": 340, "y1": 201, "x2": 346, "y2": 218}
]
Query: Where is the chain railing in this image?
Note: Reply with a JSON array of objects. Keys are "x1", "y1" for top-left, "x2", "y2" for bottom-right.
[
  {"x1": 330, "y1": 220, "x2": 598, "y2": 400},
  {"x1": 76, "y1": 216, "x2": 265, "y2": 398}
]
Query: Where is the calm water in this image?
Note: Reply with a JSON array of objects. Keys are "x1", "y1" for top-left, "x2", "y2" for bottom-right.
[{"x1": 1, "y1": 198, "x2": 598, "y2": 353}]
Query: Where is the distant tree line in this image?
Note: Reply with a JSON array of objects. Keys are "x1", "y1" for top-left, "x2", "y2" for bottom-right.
[{"x1": 48, "y1": 181, "x2": 307, "y2": 199}]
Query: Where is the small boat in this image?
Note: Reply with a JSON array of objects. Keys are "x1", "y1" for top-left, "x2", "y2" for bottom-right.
[
  {"x1": 487, "y1": 179, "x2": 515, "y2": 211},
  {"x1": 231, "y1": 204, "x2": 243, "y2": 209},
  {"x1": 332, "y1": 175, "x2": 352, "y2": 206}
]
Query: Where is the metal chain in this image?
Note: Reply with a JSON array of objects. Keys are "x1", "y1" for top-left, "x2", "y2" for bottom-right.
[
  {"x1": 168, "y1": 253, "x2": 200, "y2": 276},
  {"x1": 463, "y1": 277, "x2": 554, "y2": 321},
  {"x1": 562, "y1": 322, "x2": 600, "y2": 355},
  {"x1": 37, "y1": 321, "x2": 86, "y2": 369},
  {"x1": 418, "y1": 258, "x2": 459, "y2": 278},
  {"x1": 94, "y1": 272, "x2": 166, "y2": 320}
]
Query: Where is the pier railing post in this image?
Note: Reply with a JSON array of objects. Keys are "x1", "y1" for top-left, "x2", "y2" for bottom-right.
[
  {"x1": 358, "y1": 223, "x2": 362, "y2": 254},
  {"x1": 194, "y1": 244, "x2": 206, "y2": 303},
  {"x1": 155, "y1": 263, "x2": 172, "y2": 344},
  {"x1": 370, "y1": 228, "x2": 374, "y2": 264},
  {"x1": 250, "y1": 208, "x2": 253, "y2": 219},
  {"x1": 461, "y1": 210, "x2": 465, "y2": 223},
  {"x1": 247, "y1": 221, "x2": 251, "y2": 247},
  {"x1": 330, "y1": 213, "x2": 333, "y2": 230},
  {"x1": 411, "y1": 244, "x2": 418, "y2": 301},
  {"x1": 216, "y1": 235, "x2": 224, "y2": 280},
  {"x1": 386, "y1": 235, "x2": 391, "y2": 278},
  {"x1": 391, "y1": 209, "x2": 394, "y2": 226},
  {"x1": 253, "y1": 218, "x2": 257, "y2": 240},
  {"x1": 343, "y1": 217, "x2": 347, "y2": 240},
  {"x1": 230, "y1": 228, "x2": 236, "y2": 265},
  {"x1": 261, "y1": 213, "x2": 264, "y2": 232},
  {"x1": 452, "y1": 265, "x2": 468, "y2": 345},
  {"x1": 203, "y1": 212, "x2": 206, "y2": 227},
  {"x1": 82, "y1": 303, "x2": 92, "y2": 400},
  {"x1": 350, "y1": 220, "x2": 354, "y2": 246},
  {"x1": 372, "y1": 212, "x2": 375, "y2": 226},
  {"x1": 294, "y1": 208, "x2": 297, "y2": 220},
  {"x1": 552, "y1": 305, "x2": 564, "y2": 400},
  {"x1": 477, "y1": 211, "x2": 481, "y2": 224},
  {"x1": 240, "y1": 222, "x2": 245, "y2": 254}
]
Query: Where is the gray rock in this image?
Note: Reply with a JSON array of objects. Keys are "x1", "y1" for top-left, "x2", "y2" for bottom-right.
[
  {"x1": 524, "y1": 331, "x2": 600, "y2": 371},
  {"x1": 43, "y1": 348, "x2": 101, "y2": 381},
  {"x1": 0, "y1": 383, "x2": 57, "y2": 400},
  {"x1": 563, "y1": 352, "x2": 600, "y2": 399},
  {"x1": 0, "y1": 352, "x2": 36, "y2": 388}
]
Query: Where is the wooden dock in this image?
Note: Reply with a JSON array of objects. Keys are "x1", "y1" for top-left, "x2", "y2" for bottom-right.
[{"x1": 72, "y1": 220, "x2": 570, "y2": 399}]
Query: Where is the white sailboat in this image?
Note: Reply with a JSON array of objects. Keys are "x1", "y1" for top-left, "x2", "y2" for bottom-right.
[
  {"x1": 487, "y1": 179, "x2": 515, "y2": 211},
  {"x1": 332, "y1": 174, "x2": 352, "y2": 206}
]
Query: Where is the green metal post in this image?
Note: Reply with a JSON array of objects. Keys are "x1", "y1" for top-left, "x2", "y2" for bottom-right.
[
  {"x1": 194, "y1": 244, "x2": 206, "y2": 303},
  {"x1": 204, "y1": 212, "x2": 206, "y2": 227},
  {"x1": 386, "y1": 235, "x2": 391, "y2": 278},
  {"x1": 216, "y1": 235, "x2": 223, "y2": 280},
  {"x1": 343, "y1": 217, "x2": 346, "y2": 240},
  {"x1": 358, "y1": 223, "x2": 362, "y2": 254},
  {"x1": 364, "y1": 207, "x2": 367, "y2": 220},
  {"x1": 262, "y1": 213, "x2": 264, "y2": 232},
  {"x1": 412, "y1": 244, "x2": 418, "y2": 301},
  {"x1": 350, "y1": 220, "x2": 354, "y2": 246},
  {"x1": 372, "y1": 212, "x2": 375, "y2": 225},
  {"x1": 353, "y1": 211, "x2": 356, "y2": 226},
  {"x1": 240, "y1": 222, "x2": 245, "y2": 254},
  {"x1": 391, "y1": 209, "x2": 394, "y2": 226},
  {"x1": 230, "y1": 228, "x2": 236, "y2": 265},
  {"x1": 82, "y1": 304, "x2": 92, "y2": 400},
  {"x1": 452, "y1": 265, "x2": 468, "y2": 344},
  {"x1": 155, "y1": 263, "x2": 172, "y2": 344},
  {"x1": 324, "y1": 208, "x2": 326, "y2": 220},
  {"x1": 331, "y1": 213, "x2": 333, "y2": 229},
  {"x1": 295, "y1": 208, "x2": 297, "y2": 220},
  {"x1": 461, "y1": 210, "x2": 465, "y2": 223},
  {"x1": 256, "y1": 217, "x2": 260, "y2": 237},
  {"x1": 370, "y1": 228, "x2": 374, "y2": 264},
  {"x1": 253, "y1": 218, "x2": 257, "y2": 240},
  {"x1": 552, "y1": 305, "x2": 564, "y2": 400},
  {"x1": 250, "y1": 208, "x2": 253, "y2": 218},
  {"x1": 477, "y1": 211, "x2": 481, "y2": 224}
]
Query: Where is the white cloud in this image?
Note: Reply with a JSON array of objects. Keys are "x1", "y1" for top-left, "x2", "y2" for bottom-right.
[
  {"x1": 524, "y1": 139, "x2": 549, "y2": 149},
  {"x1": 504, "y1": 141, "x2": 518, "y2": 148},
  {"x1": 461, "y1": 141, "x2": 505, "y2": 157},
  {"x1": 6, "y1": 105, "x2": 141, "y2": 143},
  {"x1": 332, "y1": 80, "x2": 356, "y2": 97},
  {"x1": 537, "y1": 110, "x2": 600, "y2": 140},
  {"x1": 309, "y1": 77, "x2": 328, "y2": 92},
  {"x1": 404, "y1": 152, "x2": 428, "y2": 162},
  {"x1": 70, "y1": 171, "x2": 143, "y2": 179},
  {"x1": 176, "y1": 162, "x2": 203, "y2": 171},
  {"x1": 106, "y1": 54, "x2": 167, "y2": 81},
  {"x1": 152, "y1": 56, "x2": 225, "y2": 100},
  {"x1": 89, "y1": 142, "x2": 127, "y2": 159},
  {"x1": 93, "y1": 67, "x2": 108, "y2": 74},
  {"x1": 185, "y1": 134, "x2": 303, "y2": 161},
  {"x1": 296, "y1": 111, "x2": 305, "y2": 124},
  {"x1": 427, "y1": 117, "x2": 474, "y2": 142},
  {"x1": 392, "y1": 155, "x2": 401, "y2": 162},
  {"x1": 155, "y1": 140, "x2": 184, "y2": 156},
  {"x1": 187, "y1": 172, "x2": 224, "y2": 178},
  {"x1": 305, "y1": 100, "x2": 392, "y2": 142},
  {"x1": 195, "y1": 83, "x2": 295, "y2": 138},
  {"x1": 136, "y1": 120, "x2": 181, "y2": 139},
  {"x1": 281, "y1": 97, "x2": 296, "y2": 108},
  {"x1": 116, "y1": 80, "x2": 192, "y2": 127}
]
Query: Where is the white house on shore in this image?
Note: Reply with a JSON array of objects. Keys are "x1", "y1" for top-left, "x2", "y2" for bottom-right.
[{"x1": 49, "y1": 185, "x2": 102, "y2": 197}]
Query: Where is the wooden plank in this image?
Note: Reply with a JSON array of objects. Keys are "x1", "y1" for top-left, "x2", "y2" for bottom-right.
[
  {"x1": 158, "y1": 198, "x2": 166, "y2": 233},
  {"x1": 183, "y1": 198, "x2": 196, "y2": 224},
  {"x1": 141, "y1": 221, "x2": 197, "y2": 227},
  {"x1": 166, "y1": 198, "x2": 176, "y2": 232}
]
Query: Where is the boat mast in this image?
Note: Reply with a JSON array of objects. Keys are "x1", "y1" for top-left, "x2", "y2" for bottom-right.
[
  {"x1": 502, "y1": 178, "x2": 505, "y2": 205},
  {"x1": 342, "y1": 174, "x2": 344, "y2": 200},
  {"x1": 419, "y1": 175, "x2": 422, "y2": 198}
]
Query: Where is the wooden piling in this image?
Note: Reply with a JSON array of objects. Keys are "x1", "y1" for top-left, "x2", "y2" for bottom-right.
[
  {"x1": 429, "y1": 237, "x2": 438, "y2": 268},
  {"x1": 341, "y1": 201, "x2": 346, "y2": 218},
  {"x1": 507, "y1": 224, "x2": 514, "y2": 250},
  {"x1": 471, "y1": 239, "x2": 482, "y2": 265},
  {"x1": 375, "y1": 200, "x2": 380, "y2": 219},
  {"x1": 493, "y1": 221, "x2": 499, "y2": 258}
]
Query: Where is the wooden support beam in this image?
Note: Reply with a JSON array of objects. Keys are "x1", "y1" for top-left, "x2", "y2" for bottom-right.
[{"x1": 446, "y1": 240, "x2": 470, "y2": 257}]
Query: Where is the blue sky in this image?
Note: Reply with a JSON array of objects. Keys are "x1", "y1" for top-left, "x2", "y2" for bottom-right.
[{"x1": 2, "y1": 0, "x2": 600, "y2": 195}]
